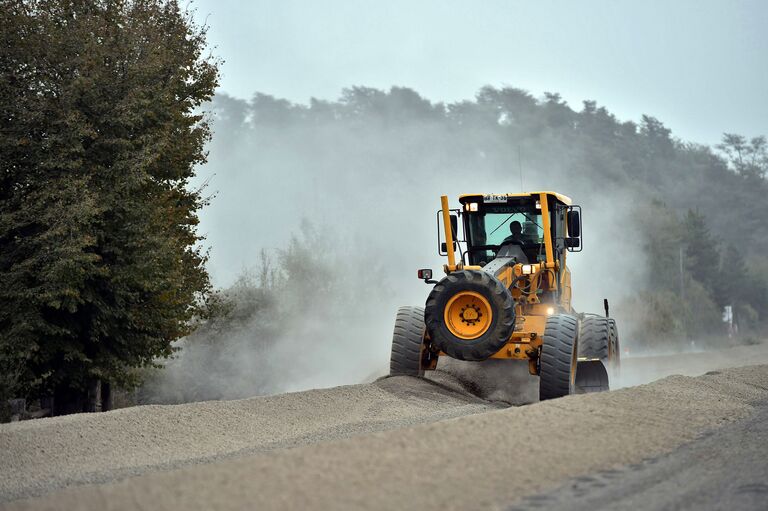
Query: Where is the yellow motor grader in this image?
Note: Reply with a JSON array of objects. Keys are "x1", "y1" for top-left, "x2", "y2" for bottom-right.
[{"x1": 389, "y1": 192, "x2": 619, "y2": 400}]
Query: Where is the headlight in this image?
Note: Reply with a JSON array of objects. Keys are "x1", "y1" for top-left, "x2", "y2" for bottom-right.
[
  {"x1": 546, "y1": 307, "x2": 555, "y2": 315},
  {"x1": 521, "y1": 264, "x2": 537, "y2": 275}
]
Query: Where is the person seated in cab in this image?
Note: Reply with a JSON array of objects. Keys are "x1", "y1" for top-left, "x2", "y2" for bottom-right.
[{"x1": 502, "y1": 220, "x2": 524, "y2": 245}]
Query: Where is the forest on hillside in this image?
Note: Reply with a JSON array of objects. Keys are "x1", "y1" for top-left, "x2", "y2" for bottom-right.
[{"x1": 142, "y1": 86, "x2": 768, "y2": 404}]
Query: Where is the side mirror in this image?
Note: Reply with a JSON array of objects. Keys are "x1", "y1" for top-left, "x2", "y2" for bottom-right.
[
  {"x1": 567, "y1": 210, "x2": 581, "y2": 238},
  {"x1": 436, "y1": 209, "x2": 461, "y2": 256},
  {"x1": 565, "y1": 237, "x2": 580, "y2": 248}
]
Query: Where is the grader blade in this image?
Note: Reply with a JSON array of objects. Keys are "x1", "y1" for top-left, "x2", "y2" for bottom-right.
[{"x1": 575, "y1": 359, "x2": 609, "y2": 393}]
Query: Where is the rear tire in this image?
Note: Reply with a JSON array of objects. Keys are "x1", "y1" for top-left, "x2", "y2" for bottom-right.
[
  {"x1": 390, "y1": 306, "x2": 429, "y2": 377},
  {"x1": 579, "y1": 315, "x2": 610, "y2": 360},
  {"x1": 575, "y1": 360, "x2": 610, "y2": 393},
  {"x1": 608, "y1": 318, "x2": 620, "y2": 373},
  {"x1": 539, "y1": 314, "x2": 579, "y2": 401},
  {"x1": 577, "y1": 315, "x2": 611, "y2": 393}
]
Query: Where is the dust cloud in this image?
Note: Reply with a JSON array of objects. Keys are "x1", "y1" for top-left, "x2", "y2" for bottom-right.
[{"x1": 143, "y1": 90, "x2": 651, "y2": 403}]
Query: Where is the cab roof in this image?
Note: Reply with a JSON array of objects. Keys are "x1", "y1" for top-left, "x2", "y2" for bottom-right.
[{"x1": 458, "y1": 191, "x2": 572, "y2": 206}]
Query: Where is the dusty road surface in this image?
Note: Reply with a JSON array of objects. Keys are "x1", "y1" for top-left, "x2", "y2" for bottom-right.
[
  {"x1": 2, "y1": 342, "x2": 768, "y2": 510},
  {"x1": 611, "y1": 342, "x2": 768, "y2": 389},
  {"x1": 0, "y1": 372, "x2": 500, "y2": 502},
  {"x1": 509, "y1": 401, "x2": 768, "y2": 511}
]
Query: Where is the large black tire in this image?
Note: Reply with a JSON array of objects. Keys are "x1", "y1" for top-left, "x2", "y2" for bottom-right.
[
  {"x1": 608, "y1": 318, "x2": 621, "y2": 371},
  {"x1": 424, "y1": 270, "x2": 515, "y2": 361},
  {"x1": 576, "y1": 315, "x2": 611, "y2": 393},
  {"x1": 390, "y1": 306, "x2": 429, "y2": 377},
  {"x1": 539, "y1": 314, "x2": 579, "y2": 400},
  {"x1": 579, "y1": 315, "x2": 610, "y2": 360}
]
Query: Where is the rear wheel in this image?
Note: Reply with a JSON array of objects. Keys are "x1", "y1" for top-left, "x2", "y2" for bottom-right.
[
  {"x1": 608, "y1": 318, "x2": 620, "y2": 373},
  {"x1": 574, "y1": 360, "x2": 610, "y2": 393},
  {"x1": 390, "y1": 306, "x2": 430, "y2": 377},
  {"x1": 539, "y1": 314, "x2": 579, "y2": 400},
  {"x1": 579, "y1": 315, "x2": 610, "y2": 360},
  {"x1": 576, "y1": 315, "x2": 611, "y2": 393}
]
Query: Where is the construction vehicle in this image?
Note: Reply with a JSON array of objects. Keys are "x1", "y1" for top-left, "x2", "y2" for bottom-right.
[{"x1": 389, "y1": 192, "x2": 620, "y2": 400}]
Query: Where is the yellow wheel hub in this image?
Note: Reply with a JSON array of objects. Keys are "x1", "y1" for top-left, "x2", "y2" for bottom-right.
[{"x1": 444, "y1": 291, "x2": 492, "y2": 340}]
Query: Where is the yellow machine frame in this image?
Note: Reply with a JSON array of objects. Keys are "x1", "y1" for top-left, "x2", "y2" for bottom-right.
[{"x1": 436, "y1": 192, "x2": 576, "y2": 375}]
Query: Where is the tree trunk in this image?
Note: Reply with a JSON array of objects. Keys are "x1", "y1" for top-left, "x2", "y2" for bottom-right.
[
  {"x1": 101, "y1": 382, "x2": 113, "y2": 412},
  {"x1": 85, "y1": 379, "x2": 100, "y2": 412},
  {"x1": 52, "y1": 385, "x2": 87, "y2": 416}
]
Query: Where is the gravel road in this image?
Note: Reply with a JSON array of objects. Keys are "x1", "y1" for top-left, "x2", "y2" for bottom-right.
[
  {"x1": 510, "y1": 398, "x2": 768, "y2": 511},
  {"x1": 2, "y1": 343, "x2": 768, "y2": 510}
]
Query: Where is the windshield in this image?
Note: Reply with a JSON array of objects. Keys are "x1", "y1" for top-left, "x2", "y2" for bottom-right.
[
  {"x1": 467, "y1": 205, "x2": 544, "y2": 246},
  {"x1": 465, "y1": 202, "x2": 547, "y2": 265}
]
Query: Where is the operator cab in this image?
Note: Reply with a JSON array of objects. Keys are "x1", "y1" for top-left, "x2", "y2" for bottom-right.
[{"x1": 457, "y1": 193, "x2": 575, "y2": 267}]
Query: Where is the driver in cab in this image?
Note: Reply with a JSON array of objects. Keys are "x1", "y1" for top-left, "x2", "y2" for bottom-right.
[{"x1": 502, "y1": 220, "x2": 524, "y2": 245}]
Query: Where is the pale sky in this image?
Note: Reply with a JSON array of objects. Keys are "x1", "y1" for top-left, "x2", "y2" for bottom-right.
[{"x1": 192, "y1": 0, "x2": 767, "y2": 146}]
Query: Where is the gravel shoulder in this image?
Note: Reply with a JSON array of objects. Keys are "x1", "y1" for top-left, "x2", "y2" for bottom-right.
[
  {"x1": 2, "y1": 342, "x2": 768, "y2": 509},
  {"x1": 3, "y1": 361, "x2": 768, "y2": 510},
  {"x1": 0, "y1": 372, "x2": 500, "y2": 502}
]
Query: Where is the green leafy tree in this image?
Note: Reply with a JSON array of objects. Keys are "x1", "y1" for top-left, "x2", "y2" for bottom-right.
[
  {"x1": 722, "y1": 245, "x2": 749, "y2": 301},
  {"x1": 0, "y1": 0, "x2": 219, "y2": 414},
  {"x1": 542, "y1": 92, "x2": 573, "y2": 129},
  {"x1": 681, "y1": 210, "x2": 721, "y2": 304}
]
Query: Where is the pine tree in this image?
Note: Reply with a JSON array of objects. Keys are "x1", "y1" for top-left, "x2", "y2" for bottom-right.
[{"x1": 681, "y1": 210, "x2": 721, "y2": 304}]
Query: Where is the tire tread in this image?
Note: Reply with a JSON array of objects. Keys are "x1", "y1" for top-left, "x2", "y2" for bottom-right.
[
  {"x1": 424, "y1": 270, "x2": 515, "y2": 361},
  {"x1": 390, "y1": 306, "x2": 427, "y2": 376},
  {"x1": 579, "y1": 315, "x2": 610, "y2": 360},
  {"x1": 540, "y1": 314, "x2": 578, "y2": 400}
]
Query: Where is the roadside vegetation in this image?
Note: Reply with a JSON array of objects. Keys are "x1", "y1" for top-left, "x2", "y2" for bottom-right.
[
  {"x1": 138, "y1": 223, "x2": 390, "y2": 404},
  {"x1": 0, "y1": 0, "x2": 219, "y2": 416}
]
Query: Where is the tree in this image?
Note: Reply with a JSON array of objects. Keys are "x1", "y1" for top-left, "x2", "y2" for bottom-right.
[
  {"x1": 0, "y1": 0, "x2": 219, "y2": 414},
  {"x1": 542, "y1": 92, "x2": 573, "y2": 128},
  {"x1": 639, "y1": 114, "x2": 674, "y2": 161},
  {"x1": 681, "y1": 210, "x2": 720, "y2": 303},
  {"x1": 717, "y1": 133, "x2": 768, "y2": 179},
  {"x1": 721, "y1": 245, "x2": 749, "y2": 299}
]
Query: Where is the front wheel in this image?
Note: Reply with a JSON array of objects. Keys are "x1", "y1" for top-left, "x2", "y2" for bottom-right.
[
  {"x1": 424, "y1": 270, "x2": 515, "y2": 361},
  {"x1": 539, "y1": 314, "x2": 579, "y2": 401}
]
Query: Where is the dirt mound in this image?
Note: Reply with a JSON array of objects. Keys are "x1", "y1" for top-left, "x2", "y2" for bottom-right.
[
  {"x1": 3, "y1": 342, "x2": 768, "y2": 508},
  {"x1": 4, "y1": 364, "x2": 768, "y2": 511},
  {"x1": 0, "y1": 372, "x2": 499, "y2": 502}
]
